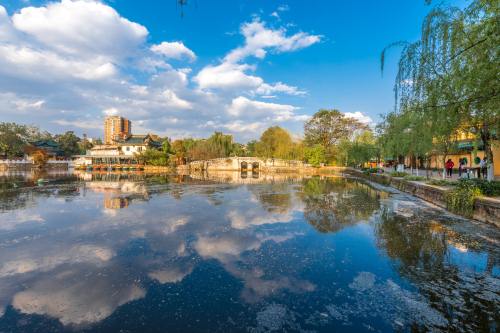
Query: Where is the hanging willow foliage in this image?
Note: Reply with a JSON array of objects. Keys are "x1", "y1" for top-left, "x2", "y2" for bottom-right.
[{"x1": 380, "y1": 0, "x2": 499, "y2": 180}]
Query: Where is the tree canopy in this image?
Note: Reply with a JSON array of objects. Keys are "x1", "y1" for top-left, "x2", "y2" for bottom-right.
[{"x1": 380, "y1": 0, "x2": 499, "y2": 179}]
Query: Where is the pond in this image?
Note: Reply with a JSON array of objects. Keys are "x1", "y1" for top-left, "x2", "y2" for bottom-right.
[{"x1": 0, "y1": 171, "x2": 498, "y2": 333}]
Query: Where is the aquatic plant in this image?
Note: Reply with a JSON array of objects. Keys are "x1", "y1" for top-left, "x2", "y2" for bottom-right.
[{"x1": 445, "y1": 180, "x2": 482, "y2": 217}]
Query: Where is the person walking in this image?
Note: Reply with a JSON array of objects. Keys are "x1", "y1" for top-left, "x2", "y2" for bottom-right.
[
  {"x1": 481, "y1": 157, "x2": 488, "y2": 179},
  {"x1": 445, "y1": 159, "x2": 454, "y2": 178},
  {"x1": 458, "y1": 158, "x2": 463, "y2": 178}
]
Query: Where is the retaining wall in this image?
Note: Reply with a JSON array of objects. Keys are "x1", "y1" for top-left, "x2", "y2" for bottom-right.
[{"x1": 345, "y1": 168, "x2": 499, "y2": 227}]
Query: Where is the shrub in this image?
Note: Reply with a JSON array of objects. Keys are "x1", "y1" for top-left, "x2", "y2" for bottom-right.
[
  {"x1": 390, "y1": 171, "x2": 408, "y2": 177},
  {"x1": 362, "y1": 167, "x2": 383, "y2": 175},
  {"x1": 445, "y1": 180, "x2": 482, "y2": 217},
  {"x1": 469, "y1": 179, "x2": 500, "y2": 197},
  {"x1": 404, "y1": 175, "x2": 425, "y2": 181}
]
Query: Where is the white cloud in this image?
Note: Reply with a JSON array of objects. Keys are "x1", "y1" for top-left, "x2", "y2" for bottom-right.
[
  {"x1": 0, "y1": 1, "x2": 320, "y2": 141},
  {"x1": 151, "y1": 41, "x2": 196, "y2": 61},
  {"x1": 15, "y1": 99, "x2": 44, "y2": 110},
  {"x1": 224, "y1": 20, "x2": 321, "y2": 63},
  {"x1": 195, "y1": 62, "x2": 263, "y2": 91},
  {"x1": 255, "y1": 82, "x2": 306, "y2": 96},
  {"x1": 53, "y1": 119, "x2": 102, "y2": 130},
  {"x1": 227, "y1": 96, "x2": 297, "y2": 121},
  {"x1": 161, "y1": 89, "x2": 192, "y2": 109},
  {"x1": 103, "y1": 107, "x2": 119, "y2": 116},
  {"x1": 12, "y1": 0, "x2": 147, "y2": 59},
  {"x1": 344, "y1": 111, "x2": 373, "y2": 125},
  {"x1": 203, "y1": 120, "x2": 266, "y2": 133},
  {"x1": 277, "y1": 5, "x2": 290, "y2": 12},
  {"x1": 195, "y1": 19, "x2": 319, "y2": 99}
]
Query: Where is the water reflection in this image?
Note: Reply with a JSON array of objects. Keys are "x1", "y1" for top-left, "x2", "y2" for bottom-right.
[
  {"x1": 375, "y1": 211, "x2": 499, "y2": 332},
  {"x1": 0, "y1": 171, "x2": 497, "y2": 332},
  {"x1": 301, "y1": 177, "x2": 385, "y2": 233}
]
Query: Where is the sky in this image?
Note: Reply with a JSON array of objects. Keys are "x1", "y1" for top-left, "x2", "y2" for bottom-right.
[{"x1": 0, "y1": 0, "x2": 465, "y2": 141}]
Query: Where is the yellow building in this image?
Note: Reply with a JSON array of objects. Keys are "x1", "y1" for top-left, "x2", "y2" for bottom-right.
[
  {"x1": 104, "y1": 116, "x2": 131, "y2": 144},
  {"x1": 428, "y1": 138, "x2": 500, "y2": 178}
]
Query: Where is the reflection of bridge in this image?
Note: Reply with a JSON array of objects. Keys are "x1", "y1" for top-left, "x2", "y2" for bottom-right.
[
  {"x1": 185, "y1": 157, "x2": 307, "y2": 173},
  {"x1": 187, "y1": 170, "x2": 313, "y2": 184}
]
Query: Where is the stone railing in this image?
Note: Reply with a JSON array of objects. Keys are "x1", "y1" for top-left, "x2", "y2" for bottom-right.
[
  {"x1": 0, "y1": 159, "x2": 31, "y2": 164},
  {"x1": 0, "y1": 159, "x2": 71, "y2": 171}
]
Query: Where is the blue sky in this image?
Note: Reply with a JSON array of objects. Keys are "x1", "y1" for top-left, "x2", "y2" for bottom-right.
[{"x1": 0, "y1": 0, "x2": 465, "y2": 141}]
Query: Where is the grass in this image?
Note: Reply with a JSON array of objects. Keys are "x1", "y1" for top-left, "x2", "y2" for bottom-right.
[
  {"x1": 404, "y1": 175, "x2": 426, "y2": 181},
  {"x1": 427, "y1": 179, "x2": 458, "y2": 187},
  {"x1": 390, "y1": 171, "x2": 408, "y2": 177}
]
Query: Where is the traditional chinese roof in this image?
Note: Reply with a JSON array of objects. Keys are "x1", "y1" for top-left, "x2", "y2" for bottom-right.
[
  {"x1": 115, "y1": 134, "x2": 161, "y2": 148},
  {"x1": 28, "y1": 140, "x2": 64, "y2": 156},
  {"x1": 31, "y1": 140, "x2": 59, "y2": 148}
]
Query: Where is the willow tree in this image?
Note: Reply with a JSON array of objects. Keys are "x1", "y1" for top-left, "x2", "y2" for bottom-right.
[
  {"x1": 382, "y1": 0, "x2": 499, "y2": 180},
  {"x1": 378, "y1": 107, "x2": 433, "y2": 176}
]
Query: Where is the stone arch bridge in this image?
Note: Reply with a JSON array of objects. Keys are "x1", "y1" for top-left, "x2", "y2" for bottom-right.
[{"x1": 186, "y1": 157, "x2": 306, "y2": 173}]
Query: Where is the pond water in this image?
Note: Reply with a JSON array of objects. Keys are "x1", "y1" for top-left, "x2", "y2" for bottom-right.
[{"x1": 0, "y1": 171, "x2": 498, "y2": 333}]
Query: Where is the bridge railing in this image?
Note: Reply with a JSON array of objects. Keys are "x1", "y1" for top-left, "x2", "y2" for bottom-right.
[{"x1": 187, "y1": 157, "x2": 305, "y2": 166}]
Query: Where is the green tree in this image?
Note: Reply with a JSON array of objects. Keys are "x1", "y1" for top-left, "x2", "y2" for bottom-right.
[
  {"x1": 382, "y1": 0, "x2": 499, "y2": 180},
  {"x1": 55, "y1": 131, "x2": 81, "y2": 157},
  {"x1": 304, "y1": 109, "x2": 367, "y2": 162},
  {"x1": 255, "y1": 126, "x2": 293, "y2": 159},
  {"x1": 0, "y1": 122, "x2": 48, "y2": 158},
  {"x1": 245, "y1": 140, "x2": 258, "y2": 157},
  {"x1": 339, "y1": 129, "x2": 379, "y2": 167},
  {"x1": 304, "y1": 145, "x2": 326, "y2": 167}
]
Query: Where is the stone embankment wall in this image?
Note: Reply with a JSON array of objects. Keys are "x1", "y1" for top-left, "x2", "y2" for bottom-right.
[
  {"x1": 143, "y1": 165, "x2": 171, "y2": 173},
  {"x1": 0, "y1": 160, "x2": 69, "y2": 171},
  {"x1": 345, "y1": 168, "x2": 500, "y2": 227}
]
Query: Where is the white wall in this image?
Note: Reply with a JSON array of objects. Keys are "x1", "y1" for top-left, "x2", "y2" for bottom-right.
[{"x1": 121, "y1": 145, "x2": 145, "y2": 156}]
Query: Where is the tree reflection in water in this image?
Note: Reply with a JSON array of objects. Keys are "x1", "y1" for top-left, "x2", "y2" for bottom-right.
[
  {"x1": 252, "y1": 183, "x2": 292, "y2": 214},
  {"x1": 300, "y1": 177, "x2": 382, "y2": 233},
  {"x1": 375, "y1": 210, "x2": 500, "y2": 332}
]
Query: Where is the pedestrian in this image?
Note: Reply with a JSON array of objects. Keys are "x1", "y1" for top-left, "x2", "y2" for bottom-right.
[
  {"x1": 445, "y1": 159, "x2": 454, "y2": 178},
  {"x1": 458, "y1": 158, "x2": 463, "y2": 178},
  {"x1": 481, "y1": 157, "x2": 488, "y2": 179}
]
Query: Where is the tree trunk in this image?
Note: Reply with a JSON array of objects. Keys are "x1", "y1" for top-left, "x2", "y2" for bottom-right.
[
  {"x1": 480, "y1": 125, "x2": 494, "y2": 181},
  {"x1": 425, "y1": 156, "x2": 430, "y2": 179},
  {"x1": 442, "y1": 154, "x2": 447, "y2": 179}
]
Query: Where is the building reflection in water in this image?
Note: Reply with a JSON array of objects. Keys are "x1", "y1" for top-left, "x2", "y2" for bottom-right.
[
  {"x1": 75, "y1": 171, "x2": 150, "y2": 209},
  {"x1": 104, "y1": 196, "x2": 129, "y2": 209}
]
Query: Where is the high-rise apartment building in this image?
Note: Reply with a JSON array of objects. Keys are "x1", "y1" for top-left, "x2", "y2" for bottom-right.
[{"x1": 104, "y1": 116, "x2": 131, "y2": 144}]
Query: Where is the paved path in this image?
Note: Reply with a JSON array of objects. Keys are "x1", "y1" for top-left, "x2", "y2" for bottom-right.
[{"x1": 381, "y1": 167, "x2": 488, "y2": 181}]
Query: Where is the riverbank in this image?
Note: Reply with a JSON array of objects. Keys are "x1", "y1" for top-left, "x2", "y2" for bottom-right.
[{"x1": 341, "y1": 167, "x2": 499, "y2": 227}]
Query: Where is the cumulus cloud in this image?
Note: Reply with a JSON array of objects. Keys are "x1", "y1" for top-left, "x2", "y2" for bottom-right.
[
  {"x1": 227, "y1": 96, "x2": 296, "y2": 118},
  {"x1": 344, "y1": 111, "x2": 373, "y2": 125},
  {"x1": 151, "y1": 41, "x2": 196, "y2": 61},
  {"x1": 194, "y1": 19, "x2": 319, "y2": 101},
  {"x1": 0, "y1": 1, "x2": 320, "y2": 140},
  {"x1": 12, "y1": 0, "x2": 147, "y2": 59},
  {"x1": 224, "y1": 19, "x2": 321, "y2": 63}
]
